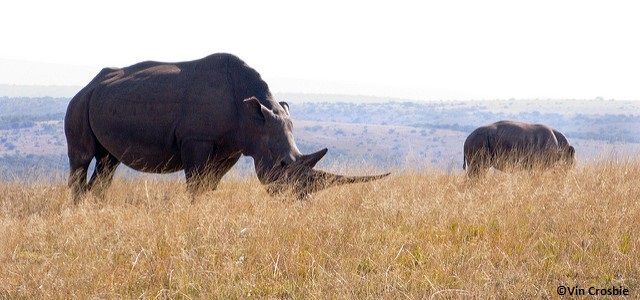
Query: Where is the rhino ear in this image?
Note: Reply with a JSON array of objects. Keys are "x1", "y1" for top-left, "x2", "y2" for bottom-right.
[
  {"x1": 279, "y1": 101, "x2": 290, "y2": 115},
  {"x1": 243, "y1": 97, "x2": 269, "y2": 122}
]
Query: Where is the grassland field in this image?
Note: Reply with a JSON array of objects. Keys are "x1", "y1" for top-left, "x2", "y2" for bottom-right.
[{"x1": 0, "y1": 160, "x2": 638, "y2": 298}]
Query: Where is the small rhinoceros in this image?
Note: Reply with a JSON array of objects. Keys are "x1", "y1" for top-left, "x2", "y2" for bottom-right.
[
  {"x1": 463, "y1": 120, "x2": 575, "y2": 177},
  {"x1": 64, "y1": 53, "x2": 389, "y2": 203}
]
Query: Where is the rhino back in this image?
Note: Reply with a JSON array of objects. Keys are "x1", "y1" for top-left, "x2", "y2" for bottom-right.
[
  {"x1": 87, "y1": 54, "x2": 237, "y2": 171},
  {"x1": 492, "y1": 121, "x2": 559, "y2": 153}
]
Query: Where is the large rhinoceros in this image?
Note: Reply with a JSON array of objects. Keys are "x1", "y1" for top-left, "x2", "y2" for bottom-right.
[
  {"x1": 65, "y1": 53, "x2": 389, "y2": 203},
  {"x1": 463, "y1": 120, "x2": 575, "y2": 177}
]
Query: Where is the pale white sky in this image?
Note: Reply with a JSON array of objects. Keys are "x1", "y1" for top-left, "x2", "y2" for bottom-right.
[{"x1": 1, "y1": 0, "x2": 640, "y2": 100}]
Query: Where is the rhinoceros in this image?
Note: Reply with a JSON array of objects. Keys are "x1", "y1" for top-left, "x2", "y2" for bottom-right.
[
  {"x1": 463, "y1": 120, "x2": 575, "y2": 177},
  {"x1": 65, "y1": 53, "x2": 389, "y2": 203}
]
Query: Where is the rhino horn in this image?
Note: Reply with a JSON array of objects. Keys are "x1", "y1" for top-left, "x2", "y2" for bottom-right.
[
  {"x1": 296, "y1": 169, "x2": 390, "y2": 198},
  {"x1": 296, "y1": 148, "x2": 328, "y2": 168}
]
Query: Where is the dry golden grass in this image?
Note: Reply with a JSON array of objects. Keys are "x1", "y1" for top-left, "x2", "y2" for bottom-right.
[{"x1": 0, "y1": 161, "x2": 639, "y2": 299}]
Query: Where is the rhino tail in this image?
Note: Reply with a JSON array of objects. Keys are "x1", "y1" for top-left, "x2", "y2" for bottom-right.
[{"x1": 463, "y1": 154, "x2": 466, "y2": 170}]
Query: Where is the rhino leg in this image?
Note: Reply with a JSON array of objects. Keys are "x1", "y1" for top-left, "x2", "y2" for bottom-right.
[
  {"x1": 467, "y1": 163, "x2": 488, "y2": 178},
  {"x1": 87, "y1": 148, "x2": 120, "y2": 199},
  {"x1": 206, "y1": 152, "x2": 241, "y2": 190},
  {"x1": 466, "y1": 153, "x2": 491, "y2": 178},
  {"x1": 66, "y1": 89, "x2": 97, "y2": 204},
  {"x1": 182, "y1": 140, "x2": 214, "y2": 195},
  {"x1": 181, "y1": 140, "x2": 240, "y2": 200},
  {"x1": 69, "y1": 158, "x2": 91, "y2": 204},
  {"x1": 66, "y1": 130, "x2": 96, "y2": 204}
]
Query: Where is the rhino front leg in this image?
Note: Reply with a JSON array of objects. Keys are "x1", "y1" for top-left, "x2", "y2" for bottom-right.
[
  {"x1": 181, "y1": 140, "x2": 241, "y2": 201},
  {"x1": 181, "y1": 139, "x2": 215, "y2": 197},
  {"x1": 206, "y1": 152, "x2": 241, "y2": 191}
]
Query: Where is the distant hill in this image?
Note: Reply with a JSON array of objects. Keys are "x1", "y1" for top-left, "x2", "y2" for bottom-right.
[
  {"x1": 1, "y1": 95, "x2": 639, "y2": 178},
  {"x1": 274, "y1": 92, "x2": 412, "y2": 103}
]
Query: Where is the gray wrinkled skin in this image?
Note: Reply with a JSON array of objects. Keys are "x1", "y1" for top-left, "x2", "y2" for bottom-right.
[
  {"x1": 65, "y1": 53, "x2": 388, "y2": 203},
  {"x1": 463, "y1": 120, "x2": 576, "y2": 177}
]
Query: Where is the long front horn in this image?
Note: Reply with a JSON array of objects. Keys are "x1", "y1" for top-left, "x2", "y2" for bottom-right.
[{"x1": 297, "y1": 169, "x2": 390, "y2": 197}]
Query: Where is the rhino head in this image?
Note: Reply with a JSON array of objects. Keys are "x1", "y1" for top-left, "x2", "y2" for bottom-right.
[
  {"x1": 240, "y1": 97, "x2": 389, "y2": 199},
  {"x1": 562, "y1": 145, "x2": 576, "y2": 167}
]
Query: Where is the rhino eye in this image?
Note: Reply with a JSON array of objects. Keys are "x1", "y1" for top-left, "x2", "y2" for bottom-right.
[{"x1": 280, "y1": 161, "x2": 288, "y2": 168}]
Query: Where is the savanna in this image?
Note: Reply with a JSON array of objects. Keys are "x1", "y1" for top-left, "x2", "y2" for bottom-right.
[{"x1": 0, "y1": 161, "x2": 637, "y2": 298}]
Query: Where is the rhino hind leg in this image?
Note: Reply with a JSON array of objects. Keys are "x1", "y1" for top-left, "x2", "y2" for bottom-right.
[
  {"x1": 69, "y1": 157, "x2": 91, "y2": 204},
  {"x1": 467, "y1": 163, "x2": 488, "y2": 178},
  {"x1": 87, "y1": 149, "x2": 120, "y2": 198},
  {"x1": 66, "y1": 89, "x2": 98, "y2": 204},
  {"x1": 465, "y1": 153, "x2": 491, "y2": 179},
  {"x1": 67, "y1": 134, "x2": 96, "y2": 204}
]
